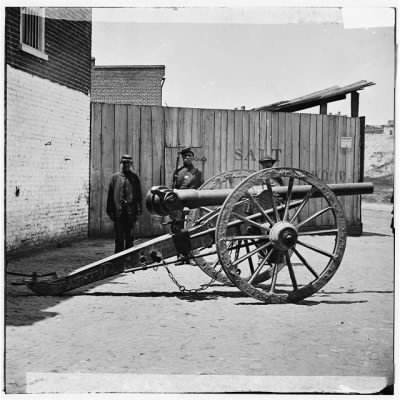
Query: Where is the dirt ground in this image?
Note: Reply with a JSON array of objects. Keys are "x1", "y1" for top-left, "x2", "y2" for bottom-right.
[{"x1": 4, "y1": 202, "x2": 394, "y2": 395}]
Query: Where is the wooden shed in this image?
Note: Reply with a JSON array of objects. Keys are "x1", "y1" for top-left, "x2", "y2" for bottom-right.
[{"x1": 89, "y1": 80, "x2": 375, "y2": 238}]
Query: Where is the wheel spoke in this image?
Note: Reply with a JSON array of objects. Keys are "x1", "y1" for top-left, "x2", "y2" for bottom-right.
[
  {"x1": 285, "y1": 251, "x2": 298, "y2": 290},
  {"x1": 296, "y1": 239, "x2": 335, "y2": 258},
  {"x1": 234, "y1": 239, "x2": 242, "y2": 260},
  {"x1": 298, "y1": 228, "x2": 338, "y2": 236},
  {"x1": 289, "y1": 187, "x2": 317, "y2": 223},
  {"x1": 266, "y1": 179, "x2": 281, "y2": 222},
  {"x1": 282, "y1": 176, "x2": 294, "y2": 221},
  {"x1": 231, "y1": 241, "x2": 272, "y2": 267},
  {"x1": 292, "y1": 247, "x2": 319, "y2": 279},
  {"x1": 223, "y1": 235, "x2": 269, "y2": 241},
  {"x1": 295, "y1": 206, "x2": 332, "y2": 229},
  {"x1": 269, "y1": 263, "x2": 279, "y2": 293},
  {"x1": 251, "y1": 238, "x2": 267, "y2": 257},
  {"x1": 225, "y1": 200, "x2": 303, "y2": 231},
  {"x1": 223, "y1": 242, "x2": 251, "y2": 253},
  {"x1": 250, "y1": 239, "x2": 267, "y2": 257},
  {"x1": 248, "y1": 248, "x2": 274, "y2": 284},
  {"x1": 232, "y1": 212, "x2": 270, "y2": 232},
  {"x1": 245, "y1": 192, "x2": 275, "y2": 226},
  {"x1": 244, "y1": 241, "x2": 255, "y2": 274},
  {"x1": 195, "y1": 207, "x2": 220, "y2": 224}
]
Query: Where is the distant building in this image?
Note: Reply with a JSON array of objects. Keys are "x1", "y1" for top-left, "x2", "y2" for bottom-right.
[
  {"x1": 91, "y1": 59, "x2": 166, "y2": 105},
  {"x1": 365, "y1": 125, "x2": 384, "y2": 134},
  {"x1": 383, "y1": 120, "x2": 394, "y2": 136},
  {"x1": 366, "y1": 120, "x2": 394, "y2": 136},
  {"x1": 5, "y1": 7, "x2": 92, "y2": 252}
]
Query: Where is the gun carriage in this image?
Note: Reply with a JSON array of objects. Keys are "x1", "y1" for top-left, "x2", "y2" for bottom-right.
[{"x1": 25, "y1": 167, "x2": 373, "y2": 304}]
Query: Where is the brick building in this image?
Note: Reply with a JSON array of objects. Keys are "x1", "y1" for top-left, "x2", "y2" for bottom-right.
[
  {"x1": 91, "y1": 59, "x2": 165, "y2": 105},
  {"x1": 5, "y1": 8, "x2": 92, "y2": 252}
]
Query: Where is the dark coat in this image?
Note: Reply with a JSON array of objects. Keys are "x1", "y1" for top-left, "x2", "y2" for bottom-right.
[
  {"x1": 174, "y1": 165, "x2": 203, "y2": 189},
  {"x1": 106, "y1": 171, "x2": 142, "y2": 221}
]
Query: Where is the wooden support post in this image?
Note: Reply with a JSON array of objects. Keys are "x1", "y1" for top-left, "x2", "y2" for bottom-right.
[
  {"x1": 359, "y1": 116, "x2": 365, "y2": 182},
  {"x1": 351, "y1": 92, "x2": 360, "y2": 117},
  {"x1": 319, "y1": 103, "x2": 327, "y2": 114}
]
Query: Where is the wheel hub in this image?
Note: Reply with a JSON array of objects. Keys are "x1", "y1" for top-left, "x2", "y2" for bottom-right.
[{"x1": 269, "y1": 221, "x2": 298, "y2": 250}]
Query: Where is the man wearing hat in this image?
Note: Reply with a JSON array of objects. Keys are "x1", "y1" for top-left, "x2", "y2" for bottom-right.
[
  {"x1": 106, "y1": 154, "x2": 143, "y2": 253},
  {"x1": 259, "y1": 155, "x2": 277, "y2": 170},
  {"x1": 259, "y1": 155, "x2": 283, "y2": 185},
  {"x1": 173, "y1": 147, "x2": 203, "y2": 189}
]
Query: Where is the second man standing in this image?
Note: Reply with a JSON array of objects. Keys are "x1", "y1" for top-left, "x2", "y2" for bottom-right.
[{"x1": 173, "y1": 147, "x2": 203, "y2": 189}]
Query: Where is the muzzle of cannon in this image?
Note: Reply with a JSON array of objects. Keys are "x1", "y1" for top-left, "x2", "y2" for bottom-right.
[{"x1": 25, "y1": 167, "x2": 374, "y2": 305}]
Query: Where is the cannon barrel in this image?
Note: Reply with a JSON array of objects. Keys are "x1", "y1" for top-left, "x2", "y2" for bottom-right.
[
  {"x1": 273, "y1": 182, "x2": 374, "y2": 198},
  {"x1": 146, "y1": 182, "x2": 374, "y2": 216}
]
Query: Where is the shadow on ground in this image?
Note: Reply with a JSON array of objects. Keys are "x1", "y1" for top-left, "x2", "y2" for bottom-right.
[
  {"x1": 60, "y1": 288, "x2": 249, "y2": 301},
  {"x1": 6, "y1": 292, "x2": 61, "y2": 327},
  {"x1": 362, "y1": 232, "x2": 392, "y2": 237},
  {"x1": 6, "y1": 275, "x2": 119, "y2": 327}
]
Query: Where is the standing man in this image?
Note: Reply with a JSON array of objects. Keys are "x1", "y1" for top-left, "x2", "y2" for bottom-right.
[
  {"x1": 173, "y1": 147, "x2": 203, "y2": 189},
  {"x1": 107, "y1": 154, "x2": 143, "y2": 253},
  {"x1": 259, "y1": 155, "x2": 277, "y2": 170},
  {"x1": 259, "y1": 155, "x2": 283, "y2": 185}
]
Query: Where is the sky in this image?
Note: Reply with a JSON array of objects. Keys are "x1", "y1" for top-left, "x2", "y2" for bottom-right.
[{"x1": 92, "y1": 6, "x2": 396, "y2": 126}]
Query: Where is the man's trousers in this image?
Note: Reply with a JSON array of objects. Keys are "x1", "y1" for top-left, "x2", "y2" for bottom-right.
[{"x1": 114, "y1": 212, "x2": 135, "y2": 253}]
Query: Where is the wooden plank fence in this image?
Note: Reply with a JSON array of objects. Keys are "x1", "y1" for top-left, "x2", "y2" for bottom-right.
[{"x1": 89, "y1": 104, "x2": 363, "y2": 238}]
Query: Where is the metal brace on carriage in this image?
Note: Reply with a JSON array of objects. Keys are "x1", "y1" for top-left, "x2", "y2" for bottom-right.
[{"x1": 25, "y1": 167, "x2": 373, "y2": 303}]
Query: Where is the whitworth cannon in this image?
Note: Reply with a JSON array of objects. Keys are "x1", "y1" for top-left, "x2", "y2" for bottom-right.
[{"x1": 25, "y1": 168, "x2": 373, "y2": 303}]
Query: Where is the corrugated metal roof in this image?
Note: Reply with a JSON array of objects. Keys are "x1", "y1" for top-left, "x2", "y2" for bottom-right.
[
  {"x1": 93, "y1": 65, "x2": 165, "y2": 70},
  {"x1": 254, "y1": 80, "x2": 375, "y2": 112}
]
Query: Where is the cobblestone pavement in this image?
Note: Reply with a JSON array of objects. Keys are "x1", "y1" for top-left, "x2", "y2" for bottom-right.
[{"x1": 4, "y1": 203, "x2": 394, "y2": 394}]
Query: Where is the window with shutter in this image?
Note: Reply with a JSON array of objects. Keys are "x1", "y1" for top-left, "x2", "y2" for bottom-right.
[{"x1": 20, "y1": 7, "x2": 48, "y2": 60}]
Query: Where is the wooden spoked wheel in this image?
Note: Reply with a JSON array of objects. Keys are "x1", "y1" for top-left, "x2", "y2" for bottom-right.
[
  {"x1": 186, "y1": 170, "x2": 256, "y2": 284},
  {"x1": 215, "y1": 168, "x2": 347, "y2": 303}
]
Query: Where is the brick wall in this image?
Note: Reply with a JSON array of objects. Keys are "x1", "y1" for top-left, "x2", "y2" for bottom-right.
[
  {"x1": 6, "y1": 66, "x2": 90, "y2": 252},
  {"x1": 91, "y1": 65, "x2": 165, "y2": 105},
  {"x1": 5, "y1": 7, "x2": 92, "y2": 95}
]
